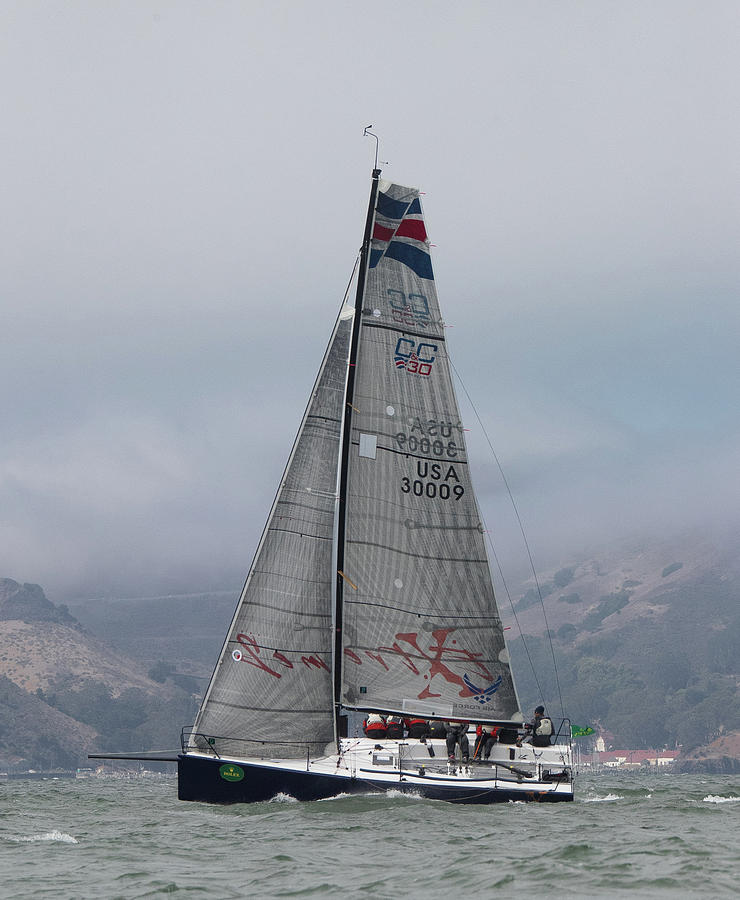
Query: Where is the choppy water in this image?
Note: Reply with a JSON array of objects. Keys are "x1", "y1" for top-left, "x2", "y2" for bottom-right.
[{"x1": 1, "y1": 772, "x2": 738, "y2": 898}]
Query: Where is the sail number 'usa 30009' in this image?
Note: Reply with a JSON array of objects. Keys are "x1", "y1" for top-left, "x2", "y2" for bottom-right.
[
  {"x1": 401, "y1": 462, "x2": 464, "y2": 500},
  {"x1": 394, "y1": 417, "x2": 461, "y2": 458}
]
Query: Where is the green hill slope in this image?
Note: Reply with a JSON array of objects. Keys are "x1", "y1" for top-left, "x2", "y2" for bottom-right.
[
  {"x1": 0, "y1": 580, "x2": 199, "y2": 771},
  {"x1": 65, "y1": 533, "x2": 739, "y2": 757},
  {"x1": 508, "y1": 532, "x2": 739, "y2": 753}
]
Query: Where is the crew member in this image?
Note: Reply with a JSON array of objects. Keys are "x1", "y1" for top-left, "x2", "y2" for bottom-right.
[
  {"x1": 404, "y1": 716, "x2": 429, "y2": 739},
  {"x1": 429, "y1": 720, "x2": 446, "y2": 738},
  {"x1": 363, "y1": 713, "x2": 387, "y2": 739},
  {"x1": 445, "y1": 721, "x2": 470, "y2": 762},
  {"x1": 527, "y1": 705, "x2": 553, "y2": 747},
  {"x1": 474, "y1": 724, "x2": 499, "y2": 760},
  {"x1": 385, "y1": 714, "x2": 404, "y2": 739}
]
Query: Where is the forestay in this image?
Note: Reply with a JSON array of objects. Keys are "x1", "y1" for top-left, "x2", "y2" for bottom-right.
[
  {"x1": 190, "y1": 306, "x2": 353, "y2": 759},
  {"x1": 340, "y1": 180, "x2": 521, "y2": 724}
]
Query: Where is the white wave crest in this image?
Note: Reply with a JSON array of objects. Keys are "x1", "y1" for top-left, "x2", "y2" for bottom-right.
[
  {"x1": 384, "y1": 789, "x2": 425, "y2": 800},
  {"x1": 582, "y1": 793, "x2": 623, "y2": 803},
  {"x1": 702, "y1": 795, "x2": 740, "y2": 804},
  {"x1": 268, "y1": 792, "x2": 298, "y2": 803},
  {"x1": 326, "y1": 789, "x2": 426, "y2": 801},
  {"x1": 8, "y1": 831, "x2": 78, "y2": 844}
]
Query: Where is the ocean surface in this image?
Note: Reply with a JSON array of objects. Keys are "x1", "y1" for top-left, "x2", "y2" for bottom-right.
[{"x1": 1, "y1": 772, "x2": 738, "y2": 898}]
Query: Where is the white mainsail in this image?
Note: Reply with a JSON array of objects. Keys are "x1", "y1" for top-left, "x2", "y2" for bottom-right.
[{"x1": 339, "y1": 180, "x2": 521, "y2": 723}]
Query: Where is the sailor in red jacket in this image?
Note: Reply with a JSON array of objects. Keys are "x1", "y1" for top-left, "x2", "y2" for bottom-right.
[
  {"x1": 474, "y1": 724, "x2": 499, "y2": 760},
  {"x1": 385, "y1": 715, "x2": 404, "y2": 739},
  {"x1": 404, "y1": 716, "x2": 429, "y2": 739},
  {"x1": 362, "y1": 713, "x2": 387, "y2": 739}
]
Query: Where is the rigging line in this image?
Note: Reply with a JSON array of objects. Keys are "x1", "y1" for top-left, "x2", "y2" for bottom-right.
[
  {"x1": 480, "y1": 508, "x2": 545, "y2": 704},
  {"x1": 342, "y1": 253, "x2": 361, "y2": 305},
  {"x1": 449, "y1": 358, "x2": 565, "y2": 721}
]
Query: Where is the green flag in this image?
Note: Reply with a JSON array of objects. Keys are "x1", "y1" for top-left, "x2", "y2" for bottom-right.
[{"x1": 571, "y1": 725, "x2": 595, "y2": 737}]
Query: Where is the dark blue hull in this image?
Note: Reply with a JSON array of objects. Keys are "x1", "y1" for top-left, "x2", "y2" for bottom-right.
[{"x1": 177, "y1": 754, "x2": 572, "y2": 804}]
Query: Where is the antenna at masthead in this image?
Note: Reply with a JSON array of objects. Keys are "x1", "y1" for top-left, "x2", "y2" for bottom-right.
[{"x1": 363, "y1": 125, "x2": 382, "y2": 176}]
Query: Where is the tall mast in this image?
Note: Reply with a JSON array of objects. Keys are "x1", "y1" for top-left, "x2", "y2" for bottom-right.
[{"x1": 333, "y1": 167, "x2": 381, "y2": 742}]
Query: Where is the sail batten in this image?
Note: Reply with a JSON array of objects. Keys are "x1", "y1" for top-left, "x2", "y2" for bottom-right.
[
  {"x1": 208, "y1": 702, "x2": 332, "y2": 715},
  {"x1": 344, "y1": 603, "x2": 502, "y2": 621},
  {"x1": 361, "y1": 322, "x2": 447, "y2": 342}
]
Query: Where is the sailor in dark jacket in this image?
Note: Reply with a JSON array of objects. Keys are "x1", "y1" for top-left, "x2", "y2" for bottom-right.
[
  {"x1": 429, "y1": 719, "x2": 447, "y2": 738},
  {"x1": 527, "y1": 705, "x2": 553, "y2": 747},
  {"x1": 445, "y1": 721, "x2": 470, "y2": 762}
]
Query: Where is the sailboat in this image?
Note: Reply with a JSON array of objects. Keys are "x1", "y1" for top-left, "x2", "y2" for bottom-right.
[{"x1": 177, "y1": 168, "x2": 574, "y2": 804}]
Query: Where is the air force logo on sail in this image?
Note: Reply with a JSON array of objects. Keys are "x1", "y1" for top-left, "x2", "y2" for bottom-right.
[
  {"x1": 462, "y1": 673, "x2": 503, "y2": 705},
  {"x1": 394, "y1": 338, "x2": 437, "y2": 375}
]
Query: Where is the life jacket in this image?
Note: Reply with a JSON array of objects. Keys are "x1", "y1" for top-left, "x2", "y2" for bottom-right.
[
  {"x1": 363, "y1": 714, "x2": 386, "y2": 737},
  {"x1": 385, "y1": 715, "x2": 404, "y2": 738},
  {"x1": 535, "y1": 716, "x2": 553, "y2": 736},
  {"x1": 405, "y1": 717, "x2": 428, "y2": 737},
  {"x1": 404, "y1": 717, "x2": 426, "y2": 728}
]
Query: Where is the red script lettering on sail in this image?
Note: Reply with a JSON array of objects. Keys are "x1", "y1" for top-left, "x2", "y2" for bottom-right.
[{"x1": 235, "y1": 629, "x2": 490, "y2": 701}]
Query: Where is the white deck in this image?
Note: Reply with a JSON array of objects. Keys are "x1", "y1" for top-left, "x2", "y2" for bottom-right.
[
  {"x1": 337, "y1": 736, "x2": 572, "y2": 794},
  {"x1": 187, "y1": 735, "x2": 574, "y2": 799}
]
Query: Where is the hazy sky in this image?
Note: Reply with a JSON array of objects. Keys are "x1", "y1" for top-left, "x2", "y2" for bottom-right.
[{"x1": 2, "y1": 1, "x2": 739, "y2": 600}]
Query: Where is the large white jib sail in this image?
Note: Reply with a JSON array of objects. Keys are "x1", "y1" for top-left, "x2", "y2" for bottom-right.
[{"x1": 189, "y1": 306, "x2": 353, "y2": 759}]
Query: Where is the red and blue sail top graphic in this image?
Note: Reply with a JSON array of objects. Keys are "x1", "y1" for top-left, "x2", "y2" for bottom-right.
[{"x1": 369, "y1": 187, "x2": 434, "y2": 280}]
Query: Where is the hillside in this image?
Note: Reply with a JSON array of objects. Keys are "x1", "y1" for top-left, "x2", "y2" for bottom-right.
[
  {"x1": 509, "y1": 531, "x2": 736, "y2": 641},
  {"x1": 0, "y1": 578, "x2": 78, "y2": 626},
  {"x1": 507, "y1": 531, "x2": 739, "y2": 761},
  {"x1": 0, "y1": 618, "x2": 173, "y2": 696},
  {"x1": 4, "y1": 528, "x2": 737, "y2": 772},
  {"x1": 63, "y1": 590, "x2": 237, "y2": 678},
  {"x1": 0, "y1": 580, "x2": 198, "y2": 771},
  {"x1": 63, "y1": 532, "x2": 740, "y2": 766},
  {"x1": 0, "y1": 674, "x2": 98, "y2": 771}
]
